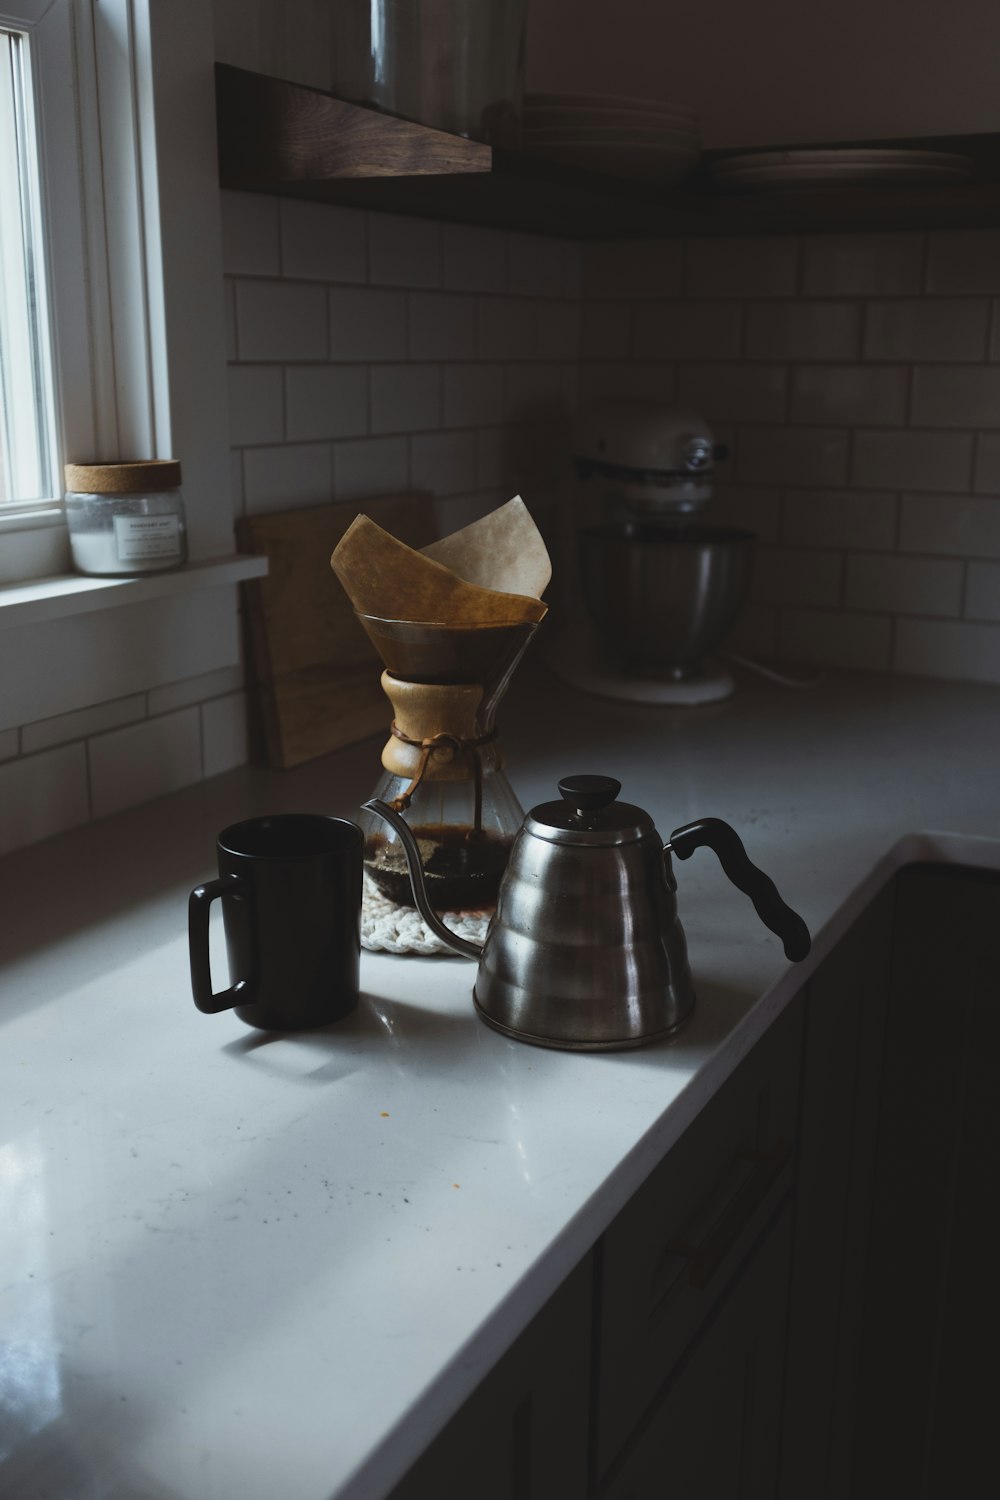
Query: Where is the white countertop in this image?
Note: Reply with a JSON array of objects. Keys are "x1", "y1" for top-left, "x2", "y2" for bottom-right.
[{"x1": 2, "y1": 665, "x2": 1000, "y2": 1500}]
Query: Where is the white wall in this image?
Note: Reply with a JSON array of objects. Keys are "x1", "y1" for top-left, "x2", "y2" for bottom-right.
[
  {"x1": 212, "y1": 0, "x2": 1000, "y2": 149},
  {"x1": 527, "y1": 0, "x2": 1000, "y2": 147}
]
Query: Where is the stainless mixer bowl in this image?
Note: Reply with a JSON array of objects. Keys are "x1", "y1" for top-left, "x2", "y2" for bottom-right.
[{"x1": 579, "y1": 522, "x2": 755, "y2": 674}]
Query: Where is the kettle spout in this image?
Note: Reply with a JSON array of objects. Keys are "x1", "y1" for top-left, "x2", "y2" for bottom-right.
[{"x1": 361, "y1": 799, "x2": 484, "y2": 960}]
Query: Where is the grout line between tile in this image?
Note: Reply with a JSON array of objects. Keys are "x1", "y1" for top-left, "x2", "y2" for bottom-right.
[
  {"x1": 918, "y1": 231, "x2": 931, "y2": 295},
  {"x1": 678, "y1": 237, "x2": 691, "y2": 298},
  {"x1": 903, "y1": 364, "x2": 915, "y2": 428},
  {"x1": 987, "y1": 300, "x2": 999, "y2": 364},
  {"x1": 957, "y1": 558, "x2": 970, "y2": 619},
  {"x1": 887, "y1": 611, "x2": 898, "y2": 669},
  {"x1": 83, "y1": 737, "x2": 94, "y2": 820},
  {"x1": 793, "y1": 235, "x2": 805, "y2": 297}
]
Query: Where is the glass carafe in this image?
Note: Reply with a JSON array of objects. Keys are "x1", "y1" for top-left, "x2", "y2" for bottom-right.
[{"x1": 358, "y1": 676, "x2": 524, "y2": 950}]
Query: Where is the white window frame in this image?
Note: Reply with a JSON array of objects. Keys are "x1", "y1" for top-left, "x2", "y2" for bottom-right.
[{"x1": 0, "y1": 0, "x2": 234, "y2": 585}]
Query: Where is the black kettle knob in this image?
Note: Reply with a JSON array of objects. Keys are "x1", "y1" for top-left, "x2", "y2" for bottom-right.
[{"x1": 558, "y1": 774, "x2": 622, "y2": 815}]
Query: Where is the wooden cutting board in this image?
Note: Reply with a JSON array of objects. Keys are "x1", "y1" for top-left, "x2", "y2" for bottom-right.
[{"x1": 236, "y1": 492, "x2": 437, "y2": 769}]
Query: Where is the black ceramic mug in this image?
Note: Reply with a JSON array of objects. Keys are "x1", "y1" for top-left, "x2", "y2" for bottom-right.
[{"x1": 188, "y1": 814, "x2": 363, "y2": 1030}]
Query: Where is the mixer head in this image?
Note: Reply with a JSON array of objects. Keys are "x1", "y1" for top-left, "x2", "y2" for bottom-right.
[{"x1": 573, "y1": 399, "x2": 728, "y2": 515}]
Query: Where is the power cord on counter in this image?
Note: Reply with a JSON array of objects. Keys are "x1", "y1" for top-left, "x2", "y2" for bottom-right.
[{"x1": 721, "y1": 651, "x2": 828, "y2": 690}]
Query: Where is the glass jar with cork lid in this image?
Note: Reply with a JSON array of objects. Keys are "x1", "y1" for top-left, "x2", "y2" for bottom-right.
[{"x1": 64, "y1": 461, "x2": 188, "y2": 576}]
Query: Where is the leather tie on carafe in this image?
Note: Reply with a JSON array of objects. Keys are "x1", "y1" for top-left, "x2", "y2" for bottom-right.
[
  {"x1": 387, "y1": 721, "x2": 499, "y2": 818},
  {"x1": 378, "y1": 674, "x2": 500, "y2": 832}
]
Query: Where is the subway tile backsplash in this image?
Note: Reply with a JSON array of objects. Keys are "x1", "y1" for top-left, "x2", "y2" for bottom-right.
[
  {"x1": 909, "y1": 365, "x2": 1000, "y2": 428},
  {"x1": 88, "y1": 709, "x2": 203, "y2": 822},
  {"x1": 744, "y1": 300, "x2": 862, "y2": 361},
  {"x1": 899, "y1": 493, "x2": 1000, "y2": 556},
  {"x1": 788, "y1": 364, "x2": 908, "y2": 427},
  {"x1": 0, "y1": 743, "x2": 90, "y2": 856},
  {"x1": 280, "y1": 200, "x2": 367, "y2": 283},
  {"x1": 328, "y1": 286, "x2": 407, "y2": 361},
  {"x1": 223, "y1": 188, "x2": 583, "y2": 583},
  {"x1": 201, "y1": 692, "x2": 250, "y2": 780},
  {"x1": 925, "y1": 230, "x2": 1000, "y2": 294},
  {"x1": 851, "y1": 429, "x2": 975, "y2": 492},
  {"x1": 235, "y1": 280, "x2": 327, "y2": 362},
  {"x1": 11, "y1": 203, "x2": 1000, "y2": 860},
  {"x1": 862, "y1": 298, "x2": 990, "y2": 362},
  {"x1": 738, "y1": 426, "x2": 851, "y2": 487},
  {"x1": 579, "y1": 226, "x2": 1000, "y2": 683},
  {"x1": 219, "y1": 194, "x2": 1000, "y2": 692},
  {"x1": 284, "y1": 364, "x2": 368, "y2": 442},
  {"x1": 685, "y1": 235, "x2": 798, "y2": 298},
  {"x1": 799, "y1": 232, "x2": 925, "y2": 297},
  {"x1": 966, "y1": 561, "x2": 1000, "y2": 621},
  {"x1": 0, "y1": 665, "x2": 251, "y2": 857}
]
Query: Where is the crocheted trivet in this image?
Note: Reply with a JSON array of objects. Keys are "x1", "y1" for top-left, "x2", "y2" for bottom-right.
[{"x1": 361, "y1": 874, "x2": 490, "y2": 956}]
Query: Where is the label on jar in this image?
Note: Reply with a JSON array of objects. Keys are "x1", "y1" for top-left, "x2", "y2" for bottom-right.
[{"x1": 113, "y1": 514, "x2": 182, "y2": 561}]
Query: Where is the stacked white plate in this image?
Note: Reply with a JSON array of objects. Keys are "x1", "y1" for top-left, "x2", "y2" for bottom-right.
[
  {"x1": 521, "y1": 91, "x2": 701, "y2": 184},
  {"x1": 709, "y1": 148, "x2": 974, "y2": 190}
]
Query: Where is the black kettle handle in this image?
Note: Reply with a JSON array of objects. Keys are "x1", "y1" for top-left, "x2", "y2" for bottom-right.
[{"x1": 668, "y1": 818, "x2": 811, "y2": 962}]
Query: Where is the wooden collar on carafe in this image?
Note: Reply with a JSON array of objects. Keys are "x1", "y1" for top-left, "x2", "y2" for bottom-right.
[{"x1": 379, "y1": 672, "x2": 500, "y2": 810}]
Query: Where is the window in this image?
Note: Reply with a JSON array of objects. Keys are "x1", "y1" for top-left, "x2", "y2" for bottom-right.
[
  {"x1": 0, "y1": 0, "x2": 128, "y2": 580},
  {"x1": 0, "y1": 21, "x2": 58, "y2": 509},
  {"x1": 0, "y1": 0, "x2": 234, "y2": 589},
  {"x1": 0, "y1": 1, "x2": 245, "y2": 740}
]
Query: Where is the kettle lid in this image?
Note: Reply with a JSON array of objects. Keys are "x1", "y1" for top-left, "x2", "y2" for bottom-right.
[{"x1": 527, "y1": 775, "x2": 657, "y2": 847}]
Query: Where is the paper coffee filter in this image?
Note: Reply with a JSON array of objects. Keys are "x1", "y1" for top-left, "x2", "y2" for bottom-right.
[
  {"x1": 420, "y1": 496, "x2": 552, "y2": 600},
  {"x1": 330, "y1": 500, "x2": 550, "y2": 626}
]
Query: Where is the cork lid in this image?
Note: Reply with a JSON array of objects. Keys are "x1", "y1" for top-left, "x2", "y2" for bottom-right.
[{"x1": 64, "y1": 460, "x2": 182, "y2": 495}]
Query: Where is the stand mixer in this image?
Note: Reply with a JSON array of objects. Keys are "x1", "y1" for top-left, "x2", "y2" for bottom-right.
[{"x1": 546, "y1": 400, "x2": 755, "y2": 705}]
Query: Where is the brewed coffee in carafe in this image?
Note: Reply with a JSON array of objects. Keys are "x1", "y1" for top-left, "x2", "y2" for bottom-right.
[{"x1": 361, "y1": 674, "x2": 524, "y2": 913}]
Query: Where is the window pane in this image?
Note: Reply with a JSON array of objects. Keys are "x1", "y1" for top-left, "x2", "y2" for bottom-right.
[{"x1": 0, "y1": 27, "x2": 57, "y2": 506}]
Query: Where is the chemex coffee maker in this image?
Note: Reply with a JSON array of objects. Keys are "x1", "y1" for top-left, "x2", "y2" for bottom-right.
[
  {"x1": 330, "y1": 498, "x2": 550, "y2": 955},
  {"x1": 546, "y1": 399, "x2": 755, "y2": 705}
]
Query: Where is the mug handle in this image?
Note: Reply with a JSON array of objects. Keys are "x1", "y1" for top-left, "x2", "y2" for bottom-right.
[{"x1": 188, "y1": 876, "x2": 254, "y2": 1014}]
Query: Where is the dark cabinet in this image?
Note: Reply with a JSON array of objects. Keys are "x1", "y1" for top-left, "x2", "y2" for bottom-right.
[
  {"x1": 389, "y1": 860, "x2": 1000, "y2": 1500},
  {"x1": 783, "y1": 860, "x2": 1000, "y2": 1500},
  {"x1": 597, "y1": 1000, "x2": 801, "y2": 1479},
  {"x1": 853, "y1": 864, "x2": 1000, "y2": 1500},
  {"x1": 389, "y1": 1000, "x2": 803, "y2": 1500},
  {"x1": 601, "y1": 1204, "x2": 794, "y2": 1500},
  {"x1": 388, "y1": 1254, "x2": 593, "y2": 1500},
  {"x1": 780, "y1": 885, "x2": 895, "y2": 1498}
]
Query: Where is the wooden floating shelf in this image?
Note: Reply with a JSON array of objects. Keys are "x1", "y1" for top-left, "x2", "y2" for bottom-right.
[{"x1": 216, "y1": 63, "x2": 1000, "y2": 240}]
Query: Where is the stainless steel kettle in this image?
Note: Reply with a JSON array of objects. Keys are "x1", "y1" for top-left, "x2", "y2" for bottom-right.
[{"x1": 363, "y1": 774, "x2": 810, "y2": 1051}]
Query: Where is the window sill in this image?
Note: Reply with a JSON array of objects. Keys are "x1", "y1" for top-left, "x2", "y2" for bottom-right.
[{"x1": 0, "y1": 553, "x2": 268, "y2": 630}]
